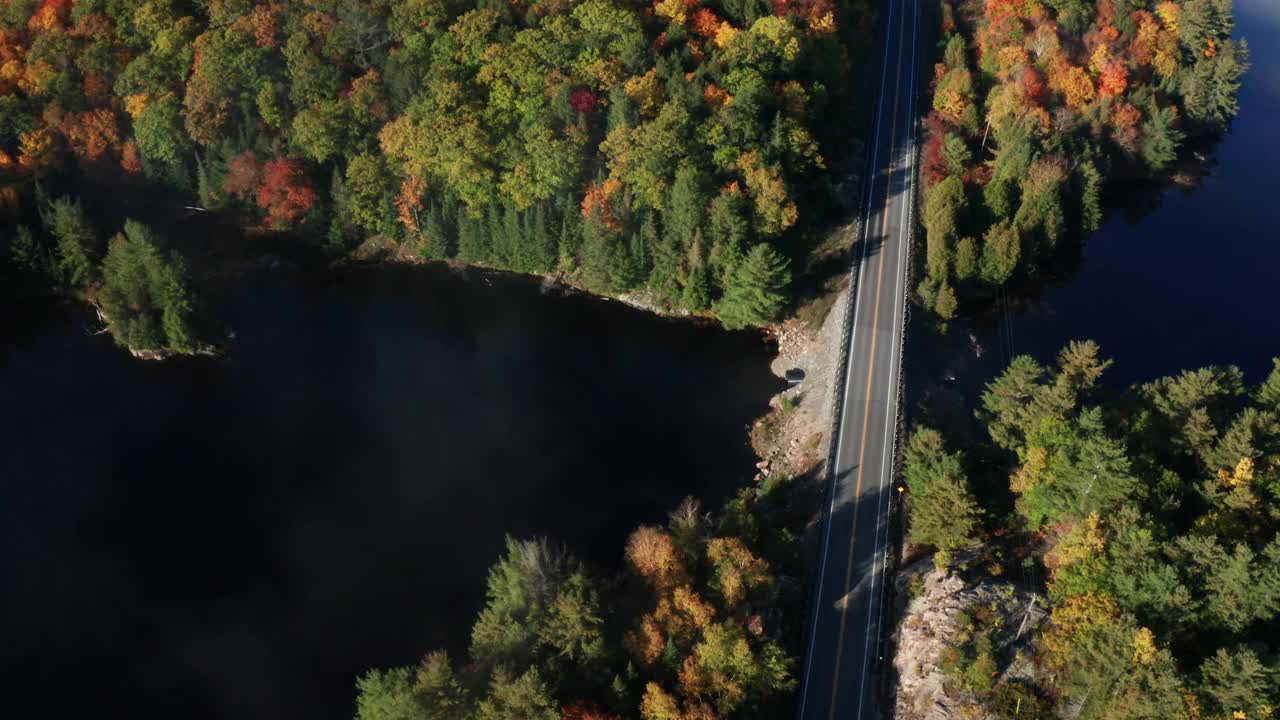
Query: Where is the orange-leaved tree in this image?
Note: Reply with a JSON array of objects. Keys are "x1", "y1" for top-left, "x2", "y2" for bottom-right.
[{"x1": 257, "y1": 157, "x2": 316, "y2": 228}]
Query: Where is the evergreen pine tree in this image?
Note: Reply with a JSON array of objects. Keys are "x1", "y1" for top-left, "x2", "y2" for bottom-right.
[
  {"x1": 1079, "y1": 160, "x2": 1103, "y2": 232},
  {"x1": 527, "y1": 204, "x2": 555, "y2": 273},
  {"x1": 558, "y1": 213, "x2": 580, "y2": 272},
  {"x1": 502, "y1": 205, "x2": 522, "y2": 270},
  {"x1": 979, "y1": 220, "x2": 1020, "y2": 285},
  {"x1": 1256, "y1": 359, "x2": 1280, "y2": 412},
  {"x1": 607, "y1": 84, "x2": 638, "y2": 133},
  {"x1": 666, "y1": 162, "x2": 708, "y2": 249},
  {"x1": 903, "y1": 428, "x2": 981, "y2": 568},
  {"x1": 707, "y1": 189, "x2": 749, "y2": 290},
  {"x1": 34, "y1": 180, "x2": 50, "y2": 227},
  {"x1": 1188, "y1": 40, "x2": 1247, "y2": 129},
  {"x1": 414, "y1": 652, "x2": 472, "y2": 716},
  {"x1": 99, "y1": 220, "x2": 197, "y2": 353},
  {"x1": 9, "y1": 224, "x2": 51, "y2": 282},
  {"x1": 977, "y1": 354, "x2": 1050, "y2": 450},
  {"x1": 941, "y1": 133, "x2": 971, "y2": 177},
  {"x1": 354, "y1": 667, "x2": 437, "y2": 720},
  {"x1": 516, "y1": 209, "x2": 535, "y2": 272},
  {"x1": 45, "y1": 197, "x2": 98, "y2": 287},
  {"x1": 648, "y1": 233, "x2": 684, "y2": 307},
  {"x1": 195, "y1": 151, "x2": 217, "y2": 209},
  {"x1": 682, "y1": 263, "x2": 711, "y2": 311},
  {"x1": 638, "y1": 212, "x2": 660, "y2": 262},
  {"x1": 924, "y1": 176, "x2": 965, "y2": 282},
  {"x1": 608, "y1": 228, "x2": 647, "y2": 292},
  {"x1": 486, "y1": 206, "x2": 507, "y2": 266},
  {"x1": 579, "y1": 205, "x2": 617, "y2": 291},
  {"x1": 610, "y1": 674, "x2": 629, "y2": 707},
  {"x1": 422, "y1": 203, "x2": 452, "y2": 260},
  {"x1": 1141, "y1": 106, "x2": 1184, "y2": 171},
  {"x1": 934, "y1": 281, "x2": 958, "y2": 320},
  {"x1": 457, "y1": 211, "x2": 492, "y2": 264},
  {"x1": 943, "y1": 35, "x2": 967, "y2": 71},
  {"x1": 927, "y1": 223, "x2": 951, "y2": 285},
  {"x1": 954, "y1": 237, "x2": 978, "y2": 280},
  {"x1": 715, "y1": 243, "x2": 791, "y2": 329},
  {"x1": 1197, "y1": 647, "x2": 1272, "y2": 717},
  {"x1": 327, "y1": 167, "x2": 357, "y2": 255},
  {"x1": 681, "y1": 228, "x2": 710, "y2": 310}
]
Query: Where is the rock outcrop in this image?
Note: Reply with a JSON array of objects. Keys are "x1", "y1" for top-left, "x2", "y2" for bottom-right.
[{"x1": 892, "y1": 555, "x2": 1047, "y2": 720}]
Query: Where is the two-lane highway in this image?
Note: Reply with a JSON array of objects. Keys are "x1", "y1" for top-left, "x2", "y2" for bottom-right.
[{"x1": 797, "y1": 0, "x2": 920, "y2": 716}]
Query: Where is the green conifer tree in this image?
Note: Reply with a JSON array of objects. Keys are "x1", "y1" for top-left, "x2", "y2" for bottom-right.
[
  {"x1": 1141, "y1": 106, "x2": 1184, "y2": 171},
  {"x1": 99, "y1": 220, "x2": 197, "y2": 353},
  {"x1": 45, "y1": 197, "x2": 98, "y2": 287},
  {"x1": 934, "y1": 281, "x2": 958, "y2": 320},
  {"x1": 8, "y1": 224, "x2": 51, "y2": 282},
  {"x1": 665, "y1": 162, "x2": 708, "y2": 249},
  {"x1": 558, "y1": 213, "x2": 580, "y2": 271},
  {"x1": 715, "y1": 243, "x2": 790, "y2": 329},
  {"x1": 707, "y1": 189, "x2": 749, "y2": 290},
  {"x1": 579, "y1": 205, "x2": 618, "y2": 291},
  {"x1": 1079, "y1": 160, "x2": 1103, "y2": 232},
  {"x1": 327, "y1": 166, "x2": 357, "y2": 255},
  {"x1": 924, "y1": 176, "x2": 965, "y2": 285},
  {"x1": 486, "y1": 206, "x2": 508, "y2": 266},
  {"x1": 954, "y1": 237, "x2": 978, "y2": 281},
  {"x1": 528, "y1": 204, "x2": 556, "y2": 272},
  {"x1": 195, "y1": 151, "x2": 218, "y2": 209},
  {"x1": 607, "y1": 84, "x2": 638, "y2": 133},
  {"x1": 682, "y1": 264, "x2": 711, "y2": 311},
  {"x1": 903, "y1": 428, "x2": 981, "y2": 567},
  {"x1": 422, "y1": 203, "x2": 451, "y2": 260},
  {"x1": 1256, "y1": 359, "x2": 1280, "y2": 411},
  {"x1": 648, "y1": 233, "x2": 685, "y2": 307},
  {"x1": 502, "y1": 205, "x2": 522, "y2": 270},
  {"x1": 1197, "y1": 646, "x2": 1273, "y2": 717},
  {"x1": 979, "y1": 220, "x2": 1020, "y2": 285},
  {"x1": 458, "y1": 211, "x2": 492, "y2": 264}
]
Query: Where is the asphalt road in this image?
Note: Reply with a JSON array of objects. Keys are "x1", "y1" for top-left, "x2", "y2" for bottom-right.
[{"x1": 796, "y1": 0, "x2": 920, "y2": 716}]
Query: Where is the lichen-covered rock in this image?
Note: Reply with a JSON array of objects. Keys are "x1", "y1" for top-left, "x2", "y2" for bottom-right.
[{"x1": 892, "y1": 554, "x2": 1047, "y2": 720}]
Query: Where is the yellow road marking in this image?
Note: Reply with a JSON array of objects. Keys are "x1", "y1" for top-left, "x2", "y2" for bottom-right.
[{"x1": 826, "y1": 2, "x2": 908, "y2": 715}]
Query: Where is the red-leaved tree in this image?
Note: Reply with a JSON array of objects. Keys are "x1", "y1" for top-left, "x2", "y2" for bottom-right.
[
  {"x1": 258, "y1": 157, "x2": 316, "y2": 228},
  {"x1": 921, "y1": 112, "x2": 950, "y2": 188},
  {"x1": 570, "y1": 88, "x2": 598, "y2": 115},
  {"x1": 562, "y1": 700, "x2": 622, "y2": 720}
]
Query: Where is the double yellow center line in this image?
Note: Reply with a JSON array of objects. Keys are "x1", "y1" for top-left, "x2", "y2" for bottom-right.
[{"x1": 826, "y1": 0, "x2": 910, "y2": 715}]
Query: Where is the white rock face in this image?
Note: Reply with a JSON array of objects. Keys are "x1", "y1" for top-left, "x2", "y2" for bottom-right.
[{"x1": 891, "y1": 555, "x2": 1047, "y2": 720}]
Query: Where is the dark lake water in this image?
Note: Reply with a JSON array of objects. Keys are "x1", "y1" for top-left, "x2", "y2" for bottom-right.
[
  {"x1": 0, "y1": 264, "x2": 782, "y2": 719},
  {"x1": 917, "y1": 0, "x2": 1279, "y2": 421}
]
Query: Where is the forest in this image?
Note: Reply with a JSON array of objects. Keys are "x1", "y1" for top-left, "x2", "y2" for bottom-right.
[
  {"x1": 916, "y1": 0, "x2": 1247, "y2": 320},
  {"x1": 0, "y1": 0, "x2": 874, "y2": 329},
  {"x1": 903, "y1": 342, "x2": 1280, "y2": 720}
]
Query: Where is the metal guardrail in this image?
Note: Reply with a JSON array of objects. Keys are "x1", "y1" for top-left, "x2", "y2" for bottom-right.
[
  {"x1": 823, "y1": 215, "x2": 864, "y2": 487},
  {"x1": 805, "y1": 49, "x2": 925, "y2": 720}
]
